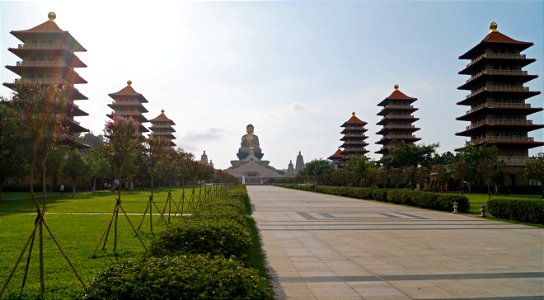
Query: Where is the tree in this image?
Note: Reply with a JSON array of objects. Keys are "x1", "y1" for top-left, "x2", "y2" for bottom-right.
[
  {"x1": 0, "y1": 98, "x2": 30, "y2": 199},
  {"x1": 300, "y1": 159, "x2": 335, "y2": 177},
  {"x1": 86, "y1": 145, "x2": 113, "y2": 193},
  {"x1": 147, "y1": 135, "x2": 171, "y2": 189},
  {"x1": 1, "y1": 83, "x2": 86, "y2": 296},
  {"x1": 454, "y1": 145, "x2": 500, "y2": 195},
  {"x1": 63, "y1": 148, "x2": 88, "y2": 195},
  {"x1": 382, "y1": 142, "x2": 437, "y2": 188},
  {"x1": 105, "y1": 115, "x2": 142, "y2": 188},
  {"x1": 342, "y1": 155, "x2": 379, "y2": 187},
  {"x1": 78, "y1": 132, "x2": 105, "y2": 148},
  {"x1": 525, "y1": 153, "x2": 544, "y2": 198},
  {"x1": 92, "y1": 115, "x2": 147, "y2": 257}
]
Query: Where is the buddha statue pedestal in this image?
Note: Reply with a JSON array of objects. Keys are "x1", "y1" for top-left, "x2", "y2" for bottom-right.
[{"x1": 226, "y1": 124, "x2": 285, "y2": 184}]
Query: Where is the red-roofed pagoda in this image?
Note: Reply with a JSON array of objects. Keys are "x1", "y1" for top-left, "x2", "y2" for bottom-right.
[
  {"x1": 376, "y1": 84, "x2": 420, "y2": 156},
  {"x1": 107, "y1": 80, "x2": 149, "y2": 133},
  {"x1": 149, "y1": 109, "x2": 176, "y2": 147},
  {"x1": 339, "y1": 112, "x2": 369, "y2": 159},
  {"x1": 327, "y1": 148, "x2": 344, "y2": 170},
  {"x1": 3, "y1": 12, "x2": 89, "y2": 148},
  {"x1": 456, "y1": 22, "x2": 543, "y2": 184}
]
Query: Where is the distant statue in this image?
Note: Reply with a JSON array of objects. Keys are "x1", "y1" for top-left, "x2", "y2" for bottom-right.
[{"x1": 237, "y1": 124, "x2": 264, "y2": 160}]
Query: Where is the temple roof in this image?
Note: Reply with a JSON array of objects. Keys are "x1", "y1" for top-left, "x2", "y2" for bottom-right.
[
  {"x1": 108, "y1": 80, "x2": 149, "y2": 103},
  {"x1": 341, "y1": 112, "x2": 367, "y2": 127},
  {"x1": 10, "y1": 12, "x2": 86, "y2": 52},
  {"x1": 378, "y1": 84, "x2": 417, "y2": 106},
  {"x1": 460, "y1": 22, "x2": 533, "y2": 59},
  {"x1": 150, "y1": 109, "x2": 176, "y2": 125},
  {"x1": 328, "y1": 149, "x2": 344, "y2": 160}
]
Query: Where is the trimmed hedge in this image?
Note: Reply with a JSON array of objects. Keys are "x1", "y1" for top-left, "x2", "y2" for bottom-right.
[
  {"x1": 488, "y1": 198, "x2": 544, "y2": 224},
  {"x1": 150, "y1": 218, "x2": 252, "y2": 264},
  {"x1": 85, "y1": 186, "x2": 273, "y2": 299},
  {"x1": 82, "y1": 255, "x2": 273, "y2": 300},
  {"x1": 278, "y1": 184, "x2": 469, "y2": 213}
]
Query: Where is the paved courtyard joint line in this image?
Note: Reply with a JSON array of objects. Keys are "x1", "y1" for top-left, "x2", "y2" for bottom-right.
[{"x1": 248, "y1": 186, "x2": 544, "y2": 300}]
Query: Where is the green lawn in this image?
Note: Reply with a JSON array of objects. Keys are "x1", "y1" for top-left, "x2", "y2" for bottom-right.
[
  {"x1": 463, "y1": 193, "x2": 541, "y2": 214},
  {"x1": 0, "y1": 187, "x2": 204, "y2": 299}
]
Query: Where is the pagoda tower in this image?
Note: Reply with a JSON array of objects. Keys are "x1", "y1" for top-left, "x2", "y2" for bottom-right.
[
  {"x1": 376, "y1": 85, "x2": 420, "y2": 156},
  {"x1": 456, "y1": 22, "x2": 543, "y2": 183},
  {"x1": 287, "y1": 160, "x2": 295, "y2": 176},
  {"x1": 107, "y1": 80, "x2": 149, "y2": 133},
  {"x1": 295, "y1": 151, "x2": 305, "y2": 174},
  {"x1": 327, "y1": 148, "x2": 344, "y2": 170},
  {"x1": 200, "y1": 151, "x2": 209, "y2": 165},
  {"x1": 340, "y1": 112, "x2": 369, "y2": 159},
  {"x1": 149, "y1": 109, "x2": 176, "y2": 147},
  {"x1": 3, "y1": 12, "x2": 89, "y2": 148}
]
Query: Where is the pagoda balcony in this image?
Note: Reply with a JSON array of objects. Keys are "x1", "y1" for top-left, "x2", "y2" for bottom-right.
[
  {"x1": 378, "y1": 105, "x2": 417, "y2": 115},
  {"x1": 377, "y1": 134, "x2": 419, "y2": 142},
  {"x1": 380, "y1": 124, "x2": 417, "y2": 130},
  {"x1": 498, "y1": 156, "x2": 533, "y2": 167},
  {"x1": 16, "y1": 60, "x2": 69, "y2": 67},
  {"x1": 467, "y1": 136, "x2": 538, "y2": 146},
  {"x1": 466, "y1": 86, "x2": 529, "y2": 98},
  {"x1": 467, "y1": 69, "x2": 528, "y2": 82},
  {"x1": 465, "y1": 53, "x2": 526, "y2": 69},
  {"x1": 381, "y1": 104, "x2": 415, "y2": 110},
  {"x1": 465, "y1": 102, "x2": 531, "y2": 114},
  {"x1": 18, "y1": 43, "x2": 69, "y2": 50},
  {"x1": 14, "y1": 77, "x2": 71, "y2": 85},
  {"x1": 463, "y1": 119, "x2": 534, "y2": 131},
  {"x1": 340, "y1": 134, "x2": 368, "y2": 139},
  {"x1": 458, "y1": 102, "x2": 539, "y2": 120}
]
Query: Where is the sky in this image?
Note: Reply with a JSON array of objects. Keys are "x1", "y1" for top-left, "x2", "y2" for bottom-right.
[{"x1": 1, "y1": 0, "x2": 543, "y2": 170}]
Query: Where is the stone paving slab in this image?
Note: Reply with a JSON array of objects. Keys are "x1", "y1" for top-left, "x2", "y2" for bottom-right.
[{"x1": 247, "y1": 186, "x2": 544, "y2": 300}]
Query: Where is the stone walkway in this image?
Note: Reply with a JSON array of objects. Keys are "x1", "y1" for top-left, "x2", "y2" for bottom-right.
[{"x1": 247, "y1": 185, "x2": 544, "y2": 300}]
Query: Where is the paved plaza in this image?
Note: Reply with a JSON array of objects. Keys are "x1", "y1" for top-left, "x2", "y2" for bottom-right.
[{"x1": 247, "y1": 186, "x2": 544, "y2": 300}]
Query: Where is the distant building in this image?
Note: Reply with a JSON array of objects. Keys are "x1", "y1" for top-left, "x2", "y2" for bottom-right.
[
  {"x1": 456, "y1": 22, "x2": 543, "y2": 185},
  {"x1": 295, "y1": 151, "x2": 305, "y2": 174},
  {"x1": 340, "y1": 112, "x2": 369, "y2": 159},
  {"x1": 149, "y1": 110, "x2": 176, "y2": 147},
  {"x1": 200, "y1": 151, "x2": 209, "y2": 165},
  {"x1": 107, "y1": 80, "x2": 149, "y2": 134},
  {"x1": 3, "y1": 12, "x2": 89, "y2": 148},
  {"x1": 287, "y1": 160, "x2": 295, "y2": 176},
  {"x1": 225, "y1": 124, "x2": 285, "y2": 183},
  {"x1": 376, "y1": 85, "x2": 420, "y2": 156}
]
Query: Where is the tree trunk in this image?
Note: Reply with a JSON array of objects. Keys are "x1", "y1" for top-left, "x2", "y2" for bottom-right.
[
  {"x1": 41, "y1": 159, "x2": 47, "y2": 209},
  {"x1": 92, "y1": 177, "x2": 96, "y2": 194},
  {"x1": 72, "y1": 177, "x2": 76, "y2": 196}
]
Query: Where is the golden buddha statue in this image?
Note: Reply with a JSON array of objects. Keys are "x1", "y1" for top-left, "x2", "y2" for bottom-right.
[{"x1": 237, "y1": 124, "x2": 264, "y2": 160}]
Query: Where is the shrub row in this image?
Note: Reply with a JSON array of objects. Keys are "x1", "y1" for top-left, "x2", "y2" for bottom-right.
[
  {"x1": 488, "y1": 198, "x2": 544, "y2": 224},
  {"x1": 278, "y1": 184, "x2": 469, "y2": 213},
  {"x1": 83, "y1": 186, "x2": 273, "y2": 299},
  {"x1": 83, "y1": 255, "x2": 271, "y2": 300}
]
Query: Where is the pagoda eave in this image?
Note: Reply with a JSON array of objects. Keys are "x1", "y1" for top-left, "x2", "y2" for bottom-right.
[
  {"x1": 457, "y1": 107, "x2": 542, "y2": 121},
  {"x1": 458, "y1": 90, "x2": 540, "y2": 105},
  {"x1": 459, "y1": 58, "x2": 535, "y2": 75},
  {"x1": 459, "y1": 41, "x2": 533, "y2": 60},
  {"x1": 458, "y1": 74, "x2": 538, "y2": 90}
]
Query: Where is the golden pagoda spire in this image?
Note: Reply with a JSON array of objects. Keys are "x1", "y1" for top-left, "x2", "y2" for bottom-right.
[
  {"x1": 394, "y1": 84, "x2": 399, "y2": 90},
  {"x1": 127, "y1": 80, "x2": 132, "y2": 86},
  {"x1": 352, "y1": 112, "x2": 356, "y2": 116},
  {"x1": 48, "y1": 12, "x2": 56, "y2": 22},
  {"x1": 489, "y1": 22, "x2": 498, "y2": 32},
  {"x1": 161, "y1": 109, "x2": 165, "y2": 114}
]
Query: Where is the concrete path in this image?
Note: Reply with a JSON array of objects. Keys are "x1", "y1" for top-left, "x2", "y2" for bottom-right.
[{"x1": 247, "y1": 186, "x2": 544, "y2": 300}]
